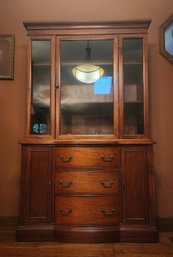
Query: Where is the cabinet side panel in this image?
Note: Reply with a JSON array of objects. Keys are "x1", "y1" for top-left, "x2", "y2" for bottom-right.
[
  {"x1": 122, "y1": 147, "x2": 149, "y2": 224},
  {"x1": 25, "y1": 147, "x2": 53, "y2": 223}
]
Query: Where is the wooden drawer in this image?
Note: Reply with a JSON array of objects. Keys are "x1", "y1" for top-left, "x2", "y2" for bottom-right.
[
  {"x1": 55, "y1": 171, "x2": 119, "y2": 194},
  {"x1": 55, "y1": 147, "x2": 120, "y2": 168},
  {"x1": 55, "y1": 196, "x2": 120, "y2": 225}
]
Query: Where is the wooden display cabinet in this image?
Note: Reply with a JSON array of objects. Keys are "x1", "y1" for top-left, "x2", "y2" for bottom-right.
[{"x1": 16, "y1": 20, "x2": 158, "y2": 243}]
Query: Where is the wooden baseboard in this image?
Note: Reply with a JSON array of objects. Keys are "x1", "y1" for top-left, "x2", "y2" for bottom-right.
[
  {"x1": 157, "y1": 217, "x2": 173, "y2": 232},
  {"x1": 0, "y1": 216, "x2": 18, "y2": 227}
]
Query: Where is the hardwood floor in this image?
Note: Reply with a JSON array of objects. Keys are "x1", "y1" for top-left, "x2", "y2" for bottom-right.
[{"x1": 0, "y1": 222, "x2": 173, "y2": 257}]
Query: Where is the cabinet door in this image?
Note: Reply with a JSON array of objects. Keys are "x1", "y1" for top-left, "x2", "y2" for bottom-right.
[
  {"x1": 21, "y1": 146, "x2": 53, "y2": 224},
  {"x1": 119, "y1": 36, "x2": 149, "y2": 138},
  {"x1": 56, "y1": 37, "x2": 119, "y2": 139},
  {"x1": 121, "y1": 147, "x2": 150, "y2": 224},
  {"x1": 26, "y1": 38, "x2": 55, "y2": 139}
]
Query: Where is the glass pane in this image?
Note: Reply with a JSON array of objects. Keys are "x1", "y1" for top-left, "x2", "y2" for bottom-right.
[
  {"x1": 60, "y1": 40, "x2": 114, "y2": 135},
  {"x1": 123, "y1": 38, "x2": 144, "y2": 135},
  {"x1": 30, "y1": 40, "x2": 51, "y2": 135},
  {"x1": 164, "y1": 22, "x2": 173, "y2": 56}
]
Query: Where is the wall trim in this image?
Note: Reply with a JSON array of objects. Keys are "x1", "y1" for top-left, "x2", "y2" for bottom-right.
[
  {"x1": 0, "y1": 216, "x2": 18, "y2": 226},
  {"x1": 157, "y1": 217, "x2": 173, "y2": 232}
]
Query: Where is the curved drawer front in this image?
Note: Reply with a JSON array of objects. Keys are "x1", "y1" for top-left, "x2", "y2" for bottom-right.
[
  {"x1": 55, "y1": 147, "x2": 120, "y2": 168},
  {"x1": 55, "y1": 196, "x2": 119, "y2": 225},
  {"x1": 55, "y1": 171, "x2": 119, "y2": 194}
]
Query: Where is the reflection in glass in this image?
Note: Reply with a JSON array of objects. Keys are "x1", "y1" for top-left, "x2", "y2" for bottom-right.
[
  {"x1": 60, "y1": 40, "x2": 114, "y2": 135},
  {"x1": 72, "y1": 41, "x2": 104, "y2": 83},
  {"x1": 164, "y1": 22, "x2": 173, "y2": 56},
  {"x1": 123, "y1": 38, "x2": 144, "y2": 135},
  {"x1": 30, "y1": 40, "x2": 51, "y2": 134}
]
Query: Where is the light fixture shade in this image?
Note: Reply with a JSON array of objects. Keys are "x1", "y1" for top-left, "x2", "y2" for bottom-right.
[{"x1": 72, "y1": 64, "x2": 104, "y2": 83}]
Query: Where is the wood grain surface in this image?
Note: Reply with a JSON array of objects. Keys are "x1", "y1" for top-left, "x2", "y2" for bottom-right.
[{"x1": 0, "y1": 221, "x2": 173, "y2": 257}]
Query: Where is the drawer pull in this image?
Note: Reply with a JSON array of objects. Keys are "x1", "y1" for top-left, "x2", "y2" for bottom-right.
[
  {"x1": 100, "y1": 154, "x2": 114, "y2": 162},
  {"x1": 59, "y1": 155, "x2": 73, "y2": 162},
  {"x1": 59, "y1": 180, "x2": 72, "y2": 188},
  {"x1": 58, "y1": 208, "x2": 72, "y2": 216},
  {"x1": 100, "y1": 208, "x2": 116, "y2": 216},
  {"x1": 99, "y1": 180, "x2": 114, "y2": 188}
]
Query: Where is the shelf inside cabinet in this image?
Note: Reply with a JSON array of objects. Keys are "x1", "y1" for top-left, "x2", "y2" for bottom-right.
[
  {"x1": 32, "y1": 62, "x2": 51, "y2": 67},
  {"x1": 124, "y1": 61, "x2": 143, "y2": 65},
  {"x1": 61, "y1": 61, "x2": 113, "y2": 66},
  {"x1": 61, "y1": 101, "x2": 113, "y2": 115},
  {"x1": 124, "y1": 101, "x2": 143, "y2": 105}
]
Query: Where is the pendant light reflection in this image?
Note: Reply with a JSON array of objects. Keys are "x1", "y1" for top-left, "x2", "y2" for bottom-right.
[{"x1": 72, "y1": 41, "x2": 104, "y2": 84}]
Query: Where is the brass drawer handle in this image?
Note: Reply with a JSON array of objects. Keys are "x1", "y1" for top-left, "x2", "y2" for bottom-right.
[
  {"x1": 59, "y1": 180, "x2": 72, "y2": 188},
  {"x1": 100, "y1": 154, "x2": 114, "y2": 162},
  {"x1": 58, "y1": 208, "x2": 72, "y2": 216},
  {"x1": 100, "y1": 208, "x2": 116, "y2": 216},
  {"x1": 59, "y1": 155, "x2": 73, "y2": 162},
  {"x1": 99, "y1": 179, "x2": 114, "y2": 188}
]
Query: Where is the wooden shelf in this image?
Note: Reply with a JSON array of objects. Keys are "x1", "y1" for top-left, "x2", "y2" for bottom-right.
[
  {"x1": 32, "y1": 62, "x2": 50, "y2": 66},
  {"x1": 61, "y1": 101, "x2": 113, "y2": 115},
  {"x1": 124, "y1": 61, "x2": 143, "y2": 65},
  {"x1": 124, "y1": 101, "x2": 143, "y2": 104},
  {"x1": 61, "y1": 61, "x2": 113, "y2": 66}
]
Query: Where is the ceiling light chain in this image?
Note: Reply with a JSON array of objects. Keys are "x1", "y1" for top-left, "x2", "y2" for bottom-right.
[{"x1": 72, "y1": 41, "x2": 104, "y2": 84}]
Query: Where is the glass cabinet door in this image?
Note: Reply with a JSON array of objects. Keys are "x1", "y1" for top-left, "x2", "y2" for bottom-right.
[
  {"x1": 60, "y1": 40, "x2": 114, "y2": 136},
  {"x1": 30, "y1": 40, "x2": 51, "y2": 135},
  {"x1": 27, "y1": 36, "x2": 147, "y2": 139},
  {"x1": 122, "y1": 38, "x2": 145, "y2": 136}
]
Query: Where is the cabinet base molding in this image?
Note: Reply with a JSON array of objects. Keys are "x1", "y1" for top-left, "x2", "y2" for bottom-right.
[
  {"x1": 54, "y1": 225, "x2": 120, "y2": 243},
  {"x1": 16, "y1": 224, "x2": 158, "y2": 243},
  {"x1": 120, "y1": 225, "x2": 159, "y2": 243},
  {"x1": 16, "y1": 225, "x2": 54, "y2": 242}
]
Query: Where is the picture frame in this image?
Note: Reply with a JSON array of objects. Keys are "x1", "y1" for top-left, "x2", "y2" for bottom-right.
[
  {"x1": 0, "y1": 35, "x2": 14, "y2": 79},
  {"x1": 159, "y1": 14, "x2": 173, "y2": 64}
]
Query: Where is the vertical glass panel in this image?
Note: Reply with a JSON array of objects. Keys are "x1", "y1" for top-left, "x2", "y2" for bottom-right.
[
  {"x1": 60, "y1": 40, "x2": 114, "y2": 135},
  {"x1": 123, "y1": 38, "x2": 144, "y2": 135},
  {"x1": 30, "y1": 40, "x2": 51, "y2": 135}
]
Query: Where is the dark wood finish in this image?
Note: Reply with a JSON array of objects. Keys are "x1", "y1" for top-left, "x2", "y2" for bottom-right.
[
  {"x1": 23, "y1": 20, "x2": 151, "y2": 36},
  {"x1": 54, "y1": 225, "x2": 120, "y2": 243},
  {"x1": 55, "y1": 195, "x2": 120, "y2": 225},
  {"x1": 120, "y1": 225, "x2": 159, "y2": 243},
  {"x1": 55, "y1": 145, "x2": 120, "y2": 242},
  {"x1": 1, "y1": 220, "x2": 171, "y2": 256},
  {"x1": 16, "y1": 225, "x2": 54, "y2": 242},
  {"x1": 121, "y1": 146, "x2": 150, "y2": 224},
  {"x1": 119, "y1": 34, "x2": 149, "y2": 139},
  {"x1": 19, "y1": 146, "x2": 53, "y2": 224},
  {"x1": 25, "y1": 36, "x2": 56, "y2": 140},
  {"x1": 17, "y1": 20, "x2": 158, "y2": 243},
  {"x1": 55, "y1": 146, "x2": 120, "y2": 168},
  {"x1": 113, "y1": 36, "x2": 119, "y2": 138},
  {"x1": 55, "y1": 171, "x2": 119, "y2": 194}
]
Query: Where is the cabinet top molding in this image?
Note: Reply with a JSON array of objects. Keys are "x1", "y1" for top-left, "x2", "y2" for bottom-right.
[{"x1": 23, "y1": 20, "x2": 151, "y2": 35}]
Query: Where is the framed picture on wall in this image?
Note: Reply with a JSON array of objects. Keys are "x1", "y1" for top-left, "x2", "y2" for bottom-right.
[{"x1": 0, "y1": 35, "x2": 14, "y2": 79}]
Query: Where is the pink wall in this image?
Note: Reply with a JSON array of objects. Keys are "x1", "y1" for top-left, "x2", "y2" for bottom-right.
[{"x1": 0, "y1": 0, "x2": 173, "y2": 217}]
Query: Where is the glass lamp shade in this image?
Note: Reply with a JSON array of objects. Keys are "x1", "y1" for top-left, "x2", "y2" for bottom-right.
[{"x1": 72, "y1": 64, "x2": 104, "y2": 83}]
